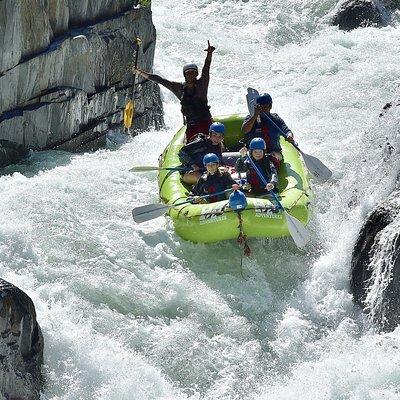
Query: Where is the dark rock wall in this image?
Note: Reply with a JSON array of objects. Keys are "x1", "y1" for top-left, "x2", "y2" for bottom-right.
[
  {"x1": 0, "y1": 279, "x2": 44, "y2": 399},
  {"x1": 350, "y1": 88, "x2": 400, "y2": 331},
  {"x1": 350, "y1": 190, "x2": 400, "y2": 331},
  {"x1": 0, "y1": 0, "x2": 164, "y2": 158}
]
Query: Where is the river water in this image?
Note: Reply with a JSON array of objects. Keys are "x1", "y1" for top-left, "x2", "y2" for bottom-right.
[{"x1": 1, "y1": 0, "x2": 400, "y2": 398}]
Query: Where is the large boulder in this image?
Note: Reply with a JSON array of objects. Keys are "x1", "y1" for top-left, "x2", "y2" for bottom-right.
[
  {"x1": 0, "y1": 140, "x2": 29, "y2": 168},
  {"x1": 0, "y1": 279, "x2": 43, "y2": 399},
  {"x1": 331, "y1": 0, "x2": 389, "y2": 30},
  {"x1": 0, "y1": 0, "x2": 164, "y2": 166},
  {"x1": 350, "y1": 188, "x2": 400, "y2": 331}
]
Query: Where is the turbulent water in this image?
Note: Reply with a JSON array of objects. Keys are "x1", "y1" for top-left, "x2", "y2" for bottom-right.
[{"x1": 1, "y1": 0, "x2": 400, "y2": 399}]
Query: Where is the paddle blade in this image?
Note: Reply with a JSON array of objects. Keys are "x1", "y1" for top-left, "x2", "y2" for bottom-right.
[
  {"x1": 284, "y1": 211, "x2": 311, "y2": 249},
  {"x1": 246, "y1": 87, "x2": 259, "y2": 115},
  {"x1": 132, "y1": 203, "x2": 171, "y2": 223},
  {"x1": 124, "y1": 100, "x2": 134, "y2": 129},
  {"x1": 300, "y1": 150, "x2": 332, "y2": 183}
]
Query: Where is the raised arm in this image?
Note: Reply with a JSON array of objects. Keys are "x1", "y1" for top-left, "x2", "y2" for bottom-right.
[
  {"x1": 241, "y1": 106, "x2": 261, "y2": 134},
  {"x1": 132, "y1": 67, "x2": 183, "y2": 99},
  {"x1": 200, "y1": 40, "x2": 215, "y2": 84}
]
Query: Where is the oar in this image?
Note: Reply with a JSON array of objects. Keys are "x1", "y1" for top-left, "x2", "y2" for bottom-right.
[
  {"x1": 132, "y1": 188, "x2": 232, "y2": 223},
  {"x1": 124, "y1": 37, "x2": 142, "y2": 130},
  {"x1": 246, "y1": 155, "x2": 310, "y2": 248},
  {"x1": 129, "y1": 165, "x2": 191, "y2": 172},
  {"x1": 261, "y1": 111, "x2": 332, "y2": 183}
]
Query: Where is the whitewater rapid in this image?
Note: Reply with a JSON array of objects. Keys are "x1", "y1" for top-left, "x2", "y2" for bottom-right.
[{"x1": 1, "y1": 0, "x2": 400, "y2": 398}]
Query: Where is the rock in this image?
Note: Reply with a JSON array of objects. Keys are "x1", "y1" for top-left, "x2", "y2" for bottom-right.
[
  {"x1": 0, "y1": 140, "x2": 29, "y2": 168},
  {"x1": 0, "y1": 279, "x2": 43, "y2": 399},
  {"x1": 331, "y1": 0, "x2": 389, "y2": 30},
  {"x1": 382, "y1": 0, "x2": 400, "y2": 10},
  {"x1": 0, "y1": 1, "x2": 164, "y2": 166},
  {"x1": 350, "y1": 188, "x2": 400, "y2": 331}
]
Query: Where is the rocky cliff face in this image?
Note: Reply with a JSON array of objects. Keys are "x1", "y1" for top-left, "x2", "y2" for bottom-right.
[
  {"x1": 0, "y1": 279, "x2": 44, "y2": 399},
  {"x1": 350, "y1": 188, "x2": 400, "y2": 331},
  {"x1": 0, "y1": 0, "x2": 164, "y2": 162},
  {"x1": 350, "y1": 90, "x2": 400, "y2": 332}
]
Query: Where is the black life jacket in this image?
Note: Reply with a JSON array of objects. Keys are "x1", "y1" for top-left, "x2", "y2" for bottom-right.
[
  {"x1": 180, "y1": 85, "x2": 211, "y2": 124},
  {"x1": 246, "y1": 158, "x2": 272, "y2": 193},
  {"x1": 196, "y1": 172, "x2": 232, "y2": 202}
]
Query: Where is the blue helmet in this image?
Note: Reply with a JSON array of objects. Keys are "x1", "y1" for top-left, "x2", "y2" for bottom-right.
[
  {"x1": 209, "y1": 122, "x2": 225, "y2": 135},
  {"x1": 256, "y1": 93, "x2": 272, "y2": 105},
  {"x1": 203, "y1": 153, "x2": 220, "y2": 166},
  {"x1": 183, "y1": 63, "x2": 198, "y2": 75},
  {"x1": 229, "y1": 189, "x2": 248, "y2": 212},
  {"x1": 249, "y1": 137, "x2": 266, "y2": 150}
]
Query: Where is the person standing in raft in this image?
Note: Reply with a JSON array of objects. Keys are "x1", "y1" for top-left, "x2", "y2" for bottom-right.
[
  {"x1": 236, "y1": 137, "x2": 278, "y2": 195},
  {"x1": 190, "y1": 153, "x2": 236, "y2": 203},
  {"x1": 178, "y1": 122, "x2": 227, "y2": 185},
  {"x1": 132, "y1": 41, "x2": 215, "y2": 143},
  {"x1": 241, "y1": 93, "x2": 294, "y2": 169}
]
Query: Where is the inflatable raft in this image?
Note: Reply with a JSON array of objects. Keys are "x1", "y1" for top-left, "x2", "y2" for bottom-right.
[{"x1": 158, "y1": 115, "x2": 312, "y2": 243}]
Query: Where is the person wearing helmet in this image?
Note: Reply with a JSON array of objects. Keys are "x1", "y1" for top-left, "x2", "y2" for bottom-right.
[
  {"x1": 236, "y1": 137, "x2": 278, "y2": 195},
  {"x1": 241, "y1": 92, "x2": 294, "y2": 168},
  {"x1": 190, "y1": 153, "x2": 236, "y2": 203},
  {"x1": 132, "y1": 41, "x2": 215, "y2": 142},
  {"x1": 178, "y1": 122, "x2": 227, "y2": 185}
]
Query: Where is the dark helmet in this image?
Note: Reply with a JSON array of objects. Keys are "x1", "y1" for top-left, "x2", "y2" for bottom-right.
[
  {"x1": 256, "y1": 93, "x2": 272, "y2": 105},
  {"x1": 249, "y1": 137, "x2": 266, "y2": 150},
  {"x1": 183, "y1": 63, "x2": 198, "y2": 75},
  {"x1": 209, "y1": 122, "x2": 225, "y2": 135},
  {"x1": 229, "y1": 189, "x2": 248, "y2": 212},
  {"x1": 203, "y1": 153, "x2": 220, "y2": 166}
]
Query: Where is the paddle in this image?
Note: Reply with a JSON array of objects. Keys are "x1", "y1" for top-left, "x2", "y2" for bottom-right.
[
  {"x1": 124, "y1": 37, "x2": 142, "y2": 130},
  {"x1": 129, "y1": 165, "x2": 191, "y2": 172},
  {"x1": 132, "y1": 188, "x2": 232, "y2": 223},
  {"x1": 246, "y1": 87, "x2": 332, "y2": 183},
  {"x1": 246, "y1": 155, "x2": 310, "y2": 248}
]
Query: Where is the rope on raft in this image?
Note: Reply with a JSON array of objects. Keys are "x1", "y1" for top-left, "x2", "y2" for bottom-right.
[{"x1": 236, "y1": 211, "x2": 251, "y2": 279}]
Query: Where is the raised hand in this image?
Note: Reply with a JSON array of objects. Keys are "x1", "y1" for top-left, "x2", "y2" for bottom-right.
[{"x1": 204, "y1": 40, "x2": 215, "y2": 53}]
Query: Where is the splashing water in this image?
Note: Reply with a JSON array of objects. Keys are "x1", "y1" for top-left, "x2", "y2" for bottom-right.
[{"x1": 1, "y1": 0, "x2": 400, "y2": 399}]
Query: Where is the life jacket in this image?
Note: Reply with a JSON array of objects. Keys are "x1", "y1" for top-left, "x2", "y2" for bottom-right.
[
  {"x1": 181, "y1": 135, "x2": 223, "y2": 167},
  {"x1": 248, "y1": 115, "x2": 281, "y2": 152},
  {"x1": 197, "y1": 172, "x2": 232, "y2": 202},
  {"x1": 181, "y1": 84, "x2": 212, "y2": 124},
  {"x1": 246, "y1": 158, "x2": 272, "y2": 194}
]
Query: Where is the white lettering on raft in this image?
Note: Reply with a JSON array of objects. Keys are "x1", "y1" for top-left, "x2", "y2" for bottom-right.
[
  {"x1": 254, "y1": 208, "x2": 283, "y2": 220},
  {"x1": 199, "y1": 214, "x2": 227, "y2": 225}
]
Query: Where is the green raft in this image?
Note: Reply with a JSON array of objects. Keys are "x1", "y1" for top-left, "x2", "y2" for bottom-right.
[{"x1": 158, "y1": 114, "x2": 312, "y2": 243}]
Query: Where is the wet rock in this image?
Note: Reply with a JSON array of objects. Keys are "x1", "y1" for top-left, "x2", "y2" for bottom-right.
[
  {"x1": 0, "y1": 279, "x2": 43, "y2": 399},
  {"x1": 0, "y1": 140, "x2": 29, "y2": 168},
  {"x1": 350, "y1": 188, "x2": 400, "y2": 331},
  {"x1": 0, "y1": 0, "x2": 164, "y2": 166},
  {"x1": 331, "y1": 0, "x2": 389, "y2": 30},
  {"x1": 382, "y1": 0, "x2": 400, "y2": 10}
]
